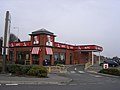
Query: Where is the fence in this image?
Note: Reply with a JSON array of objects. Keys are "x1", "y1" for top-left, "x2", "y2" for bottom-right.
[
  {"x1": 46, "y1": 65, "x2": 66, "y2": 73},
  {"x1": 84, "y1": 62, "x2": 92, "y2": 70}
]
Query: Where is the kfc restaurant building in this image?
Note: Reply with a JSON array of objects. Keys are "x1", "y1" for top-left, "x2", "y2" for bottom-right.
[{"x1": 8, "y1": 28, "x2": 103, "y2": 66}]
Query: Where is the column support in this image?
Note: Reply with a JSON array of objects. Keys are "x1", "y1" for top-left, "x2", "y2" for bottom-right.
[
  {"x1": 92, "y1": 51, "x2": 94, "y2": 65},
  {"x1": 98, "y1": 52, "x2": 101, "y2": 64}
]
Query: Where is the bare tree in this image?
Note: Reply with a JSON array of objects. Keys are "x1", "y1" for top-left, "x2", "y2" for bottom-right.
[
  {"x1": 9, "y1": 33, "x2": 20, "y2": 43},
  {"x1": 0, "y1": 33, "x2": 21, "y2": 54},
  {"x1": 0, "y1": 37, "x2": 2, "y2": 54}
]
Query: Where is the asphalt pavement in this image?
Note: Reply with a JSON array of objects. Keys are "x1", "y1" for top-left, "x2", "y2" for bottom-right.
[
  {"x1": 1, "y1": 65, "x2": 120, "y2": 90},
  {"x1": 0, "y1": 73, "x2": 72, "y2": 85}
]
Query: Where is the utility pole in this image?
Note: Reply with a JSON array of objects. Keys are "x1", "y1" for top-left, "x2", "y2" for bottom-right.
[{"x1": 2, "y1": 11, "x2": 10, "y2": 73}]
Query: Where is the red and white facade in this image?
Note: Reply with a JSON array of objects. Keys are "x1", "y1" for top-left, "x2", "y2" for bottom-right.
[{"x1": 8, "y1": 29, "x2": 103, "y2": 65}]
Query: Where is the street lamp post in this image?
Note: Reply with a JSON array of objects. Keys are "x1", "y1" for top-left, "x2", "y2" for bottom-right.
[{"x1": 2, "y1": 11, "x2": 11, "y2": 73}]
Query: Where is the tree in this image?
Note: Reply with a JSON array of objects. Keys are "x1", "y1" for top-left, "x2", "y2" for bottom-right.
[
  {"x1": 0, "y1": 33, "x2": 21, "y2": 54},
  {"x1": 0, "y1": 37, "x2": 2, "y2": 54},
  {"x1": 9, "y1": 33, "x2": 20, "y2": 43},
  {"x1": 113, "y1": 56, "x2": 120, "y2": 60}
]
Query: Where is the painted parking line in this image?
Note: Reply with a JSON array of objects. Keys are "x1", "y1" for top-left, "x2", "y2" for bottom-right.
[
  {"x1": 69, "y1": 84, "x2": 77, "y2": 85},
  {"x1": 78, "y1": 71, "x2": 85, "y2": 74},
  {"x1": 94, "y1": 75, "x2": 102, "y2": 78},
  {"x1": 89, "y1": 74, "x2": 102, "y2": 78},
  {"x1": 58, "y1": 84, "x2": 66, "y2": 86},
  {"x1": 70, "y1": 71, "x2": 76, "y2": 73},
  {"x1": 6, "y1": 84, "x2": 18, "y2": 86}
]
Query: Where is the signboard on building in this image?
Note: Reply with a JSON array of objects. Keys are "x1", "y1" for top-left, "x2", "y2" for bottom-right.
[
  {"x1": 46, "y1": 35, "x2": 53, "y2": 46},
  {"x1": 33, "y1": 35, "x2": 39, "y2": 44},
  {"x1": 9, "y1": 42, "x2": 30, "y2": 47}
]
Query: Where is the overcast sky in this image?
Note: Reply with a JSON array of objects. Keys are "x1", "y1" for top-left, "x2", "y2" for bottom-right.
[{"x1": 0, "y1": 0, "x2": 120, "y2": 57}]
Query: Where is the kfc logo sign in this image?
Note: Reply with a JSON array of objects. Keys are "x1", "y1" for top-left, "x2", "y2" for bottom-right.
[
  {"x1": 46, "y1": 35, "x2": 53, "y2": 46},
  {"x1": 33, "y1": 36, "x2": 39, "y2": 44}
]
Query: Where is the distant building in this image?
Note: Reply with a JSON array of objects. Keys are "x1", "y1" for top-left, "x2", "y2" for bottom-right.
[{"x1": 8, "y1": 28, "x2": 103, "y2": 65}]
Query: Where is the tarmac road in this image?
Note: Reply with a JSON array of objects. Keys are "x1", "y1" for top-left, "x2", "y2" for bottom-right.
[
  {"x1": 1, "y1": 65, "x2": 120, "y2": 90},
  {"x1": 0, "y1": 73, "x2": 120, "y2": 90}
]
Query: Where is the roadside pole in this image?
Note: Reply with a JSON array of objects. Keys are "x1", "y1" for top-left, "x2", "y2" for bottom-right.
[{"x1": 2, "y1": 11, "x2": 10, "y2": 73}]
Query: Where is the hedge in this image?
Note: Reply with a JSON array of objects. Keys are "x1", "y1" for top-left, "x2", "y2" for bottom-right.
[
  {"x1": 6, "y1": 64, "x2": 47, "y2": 77},
  {"x1": 99, "y1": 68, "x2": 120, "y2": 76},
  {"x1": 7, "y1": 64, "x2": 21, "y2": 75},
  {"x1": 0, "y1": 65, "x2": 2, "y2": 73},
  {"x1": 20, "y1": 65, "x2": 32, "y2": 75},
  {"x1": 27, "y1": 66, "x2": 47, "y2": 77}
]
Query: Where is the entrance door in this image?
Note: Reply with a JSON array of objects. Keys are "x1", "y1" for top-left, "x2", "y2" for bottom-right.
[
  {"x1": 43, "y1": 55, "x2": 52, "y2": 66},
  {"x1": 70, "y1": 53, "x2": 72, "y2": 64},
  {"x1": 32, "y1": 55, "x2": 39, "y2": 65}
]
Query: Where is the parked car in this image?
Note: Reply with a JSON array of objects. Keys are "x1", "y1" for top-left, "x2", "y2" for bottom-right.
[
  {"x1": 112, "y1": 59, "x2": 120, "y2": 65},
  {"x1": 100, "y1": 60, "x2": 119, "y2": 67}
]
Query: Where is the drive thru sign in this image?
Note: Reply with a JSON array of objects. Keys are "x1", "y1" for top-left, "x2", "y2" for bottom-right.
[{"x1": 103, "y1": 64, "x2": 109, "y2": 69}]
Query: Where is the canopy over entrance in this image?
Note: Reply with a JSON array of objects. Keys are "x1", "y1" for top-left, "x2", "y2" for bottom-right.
[{"x1": 75, "y1": 45, "x2": 103, "y2": 52}]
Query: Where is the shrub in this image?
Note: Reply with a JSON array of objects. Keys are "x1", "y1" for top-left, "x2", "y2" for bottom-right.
[
  {"x1": 7, "y1": 64, "x2": 21, "y2": 74},
  {"x1": 99, "y1": 68, "x2": 120, "y2": 76},
  {"x1": 7, "y1": 64, "x2": 32, "y2": 75},
  {"x1": 0, "y1": 65, "x2": 2, "y2": 73},
  {"x1": 6, "y1": 65, "x2": 47, "y2": 78},
  {"x1": 27, "y1": 65, "x2": 47, "y2": 77},
  {"x1": 20, "y1": 65, "x2": 32, "y2": 75}
]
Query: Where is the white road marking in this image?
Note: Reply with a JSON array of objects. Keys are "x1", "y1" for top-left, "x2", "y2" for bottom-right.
[
  {"x1": 58, "y1": 84, "x2": 66, "y2": 85},
  {"x1": 70, "y1": 71, "x2": 76, "y2": 73},
  {"x1": 6, "y1": 84, "x2": 18, "y2": 86},
  {"x1": 69, "y1": 84, "x2": 77, "y2": 85},
  {"x1": 78, "y1": 71, "x2": 85, "y2": 73},
  {"x1": 94, "y1": 75, "x2": 102, "y2": 78},
  {"x1": 89, "y1": 74, "x2": 102, "y2": 78},
  {"x1": 74, "y1": 68, "x2": 77, "y2": 70},
  {"x1": 79, "y1": 83, "x2": 87, "y2": 85}
]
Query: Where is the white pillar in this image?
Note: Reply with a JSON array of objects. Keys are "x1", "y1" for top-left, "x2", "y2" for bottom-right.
[
  {"x1": 98, "y1": 52, "x2": 101, "y2": 64},
  {"x1": 92, "y1": 51, "x2": 94, "y2": 65}
]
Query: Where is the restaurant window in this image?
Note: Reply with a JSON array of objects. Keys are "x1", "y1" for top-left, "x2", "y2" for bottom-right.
[
  {"x1": 54, "y1": 52, "x2": 66, "y2": 65},
  {"x1": 26, "y1": 54, "x2": 29, "y2": 60},
  {"x1": 70, "y1": 53, "x2": 72, "y2": 64},
  {"x1": 60, "y1": 53, "x2": 66, "y2": 64},
  {"x1": 32, "y1": 55, "x2": 39, "y2": 65},
  {"x1": 25, "y1": 54, "x2": 30, "y2": 65},
  {"x1": 16, "y1": 52, "x2": 30, "y2": 65},
  {"x1": 54, "y1": 53, "x2": 59, "y2": 65},
  {"x1": 9, "y1": 51, "x2": 14, "y2": 64}
]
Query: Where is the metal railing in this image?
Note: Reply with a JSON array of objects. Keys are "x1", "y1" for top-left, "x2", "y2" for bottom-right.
[{"x1": 84, "y1": 62, "x2": 92, "y2": 70}]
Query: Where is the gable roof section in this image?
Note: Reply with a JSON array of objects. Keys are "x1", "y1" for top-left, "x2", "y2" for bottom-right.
[{"x1": 30, "y1": 28, "x2": 56, "y2": 36}]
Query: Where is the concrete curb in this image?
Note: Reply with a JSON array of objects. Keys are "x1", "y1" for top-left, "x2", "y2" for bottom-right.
[
  {"x1": 0, "y1": 79, "x2": 73, "y2": 85},
  {"x1": 0, "y1": 74, "x2": 73, "y2": 85},
  {"x1": 0, "y1": 81, "x2": 59, "y2": 85},
  {"x1": 86, "y1": 71, "x2": 120, "y2": 78}
]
